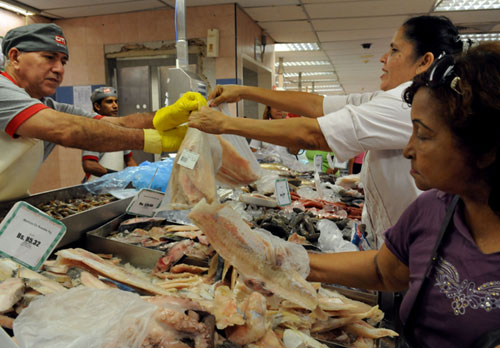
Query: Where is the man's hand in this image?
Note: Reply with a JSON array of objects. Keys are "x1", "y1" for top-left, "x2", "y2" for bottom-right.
[
  {"x1": 153, "y1": 92, "x2": 206, "y2": 132},
  {"x1": 160, "y1": 125, "x2": 188, "y2": 152},
  {"x1": 207, "y1": 85, "x2": 243, "y2": 107},
  {"x1": 188, "y1": 106, "x2": 230, "y2": 134}
]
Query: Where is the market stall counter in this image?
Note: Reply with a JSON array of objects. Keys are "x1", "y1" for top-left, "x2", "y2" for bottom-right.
[{"x1": 0, "y1": 184, "x2": 133, "y2": 249}]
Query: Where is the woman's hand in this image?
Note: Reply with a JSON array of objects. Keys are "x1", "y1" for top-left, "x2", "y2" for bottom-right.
[
  {"x1": 208, "y1": 85, "x2": 243, "y2": 107},
  {"x1": 188, "y1": 106, "x2": 229, "y2": 134}
]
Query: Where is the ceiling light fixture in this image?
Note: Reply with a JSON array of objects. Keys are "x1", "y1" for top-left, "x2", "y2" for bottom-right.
[
  {"x1": 274, "y1": 60, "x2": 330, "y2": 66},
  {"x1": 314, "y1": 88, "x2": 344, "y2": 92},
  {"x1": 0, "y1": 1, "x2": 34, "y2": 15},
  {"x1": 460, "y1": 32, "x2": 500, "y2": 42},
  {"x1": 283, "y1": 81, "x2": 341, "y2": 88},
  {"x1": 286, "y1": 86, "x2": 344, "y2": 92},
  {"x1": 434, "y1": 0, "x2": 500, "y2": 11},
  {"x1": 275, "y1": 60, "x2": 330, "y2": 67},
  {"x1": 275, "y1": 43, "x2": 320, "y2": 52},
  {"x1": 300, "y1": 79, "x2": 338, "y2": 83},
  {"x1": 283, "y1": 71, "x2": 335, "y2": 77}
]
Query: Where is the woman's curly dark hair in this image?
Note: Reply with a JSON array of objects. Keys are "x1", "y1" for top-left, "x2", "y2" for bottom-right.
[{"x1": 404, "y1": 43, "x2": 500, "y2": 212}]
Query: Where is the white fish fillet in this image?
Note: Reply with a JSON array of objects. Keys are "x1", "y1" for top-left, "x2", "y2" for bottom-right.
[
  {"x1": 344, "y1": 320, "x2": 399, "y2": 339},
  {"x1": 167, "y1": 128, "x2": 218, "y2": 209},
  {"x1": 213, "y1": 285, "x2": 245, "y2": 330},
  {"x1": 188, "y1": 199, "x2": 318, "y2": 310},
  {"x1": 215, "y1": 136, "x2": 260, "y2": 186},
  {"x1": 0, "y1": 278, "x2": 24, "y2": 313},
  {"x1": 56, "y1": 248, "x2": 170, "y2": 295},
  {"x1": 283, "y1": 329, "x2": 328, "y2": 348}
]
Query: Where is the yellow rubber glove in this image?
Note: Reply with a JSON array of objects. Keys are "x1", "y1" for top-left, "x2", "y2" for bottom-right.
[
  {"x1": 143, "y1": 126, "x2": 188, "y2": 154},
  {"x1": 153, "y1": 92, "x2": 207, "y2": 132},
  {"x1": 160, "y1": 125, "x2": 188, "y2": 152}
]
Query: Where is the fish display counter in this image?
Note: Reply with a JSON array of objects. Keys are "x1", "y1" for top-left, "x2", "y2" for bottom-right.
[
  {"x1": 0, "y1": 157, "x2": 398, "y2": 347},
  {"x1": 0, "y1": 184, "x2": 133, "y2": 249}
]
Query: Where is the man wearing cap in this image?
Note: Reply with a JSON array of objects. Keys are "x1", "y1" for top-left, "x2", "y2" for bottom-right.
[
  {"x1": 81, "y1": 87, "x2": 138, "y2": 182},
  {"x1": 0, "y1": 23, "x2": 206, "y2": 201}
]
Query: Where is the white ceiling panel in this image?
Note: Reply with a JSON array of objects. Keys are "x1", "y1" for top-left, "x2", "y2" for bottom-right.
[
  {"x1": 326, "y1": 49, "x2": 387, "y2": 59},
  {"x1": 41, "y1": 1, "x2": 165, "y2": 18},
  {"x1": 301, "y1": 0, "x2": 353, "y2": 3},
  {"x1": 312, "y1": 15, "x2": 408, "y2": 31},
  {"x1": 267, "y1": 31, "x2": 318, "y2": 43},
  {"x1": 185, "y1": 0, "x2": 299, "y2": 6},
  {"x1": 318, "y1": 28, "x2": 395, "y2": 42},
  {"x1": 321, "y1": 38, "x2": 389, "y2": 51},
  {"x1": 259, "y1": 20, "x2": 312, "y2": 33},
  {"x1": 304, "y1": 0, "x2": 435, "y2": 19},
  {"x1": 275, "y1": 51, "x2": 329, "y2": 61},
  {"x1": 246, "y1": 6, "x2": 306, "y2": 22},
  {"x1": 437, "y1": 10, "x2": 500, "y2": 31},
  {"x1": 14, "y1": 0, "x2": 137, "y2": 10}
]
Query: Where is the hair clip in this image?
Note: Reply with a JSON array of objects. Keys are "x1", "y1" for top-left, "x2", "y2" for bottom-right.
[{"x1": 450, "y1": 76, "x2": 463, "y2": 95}]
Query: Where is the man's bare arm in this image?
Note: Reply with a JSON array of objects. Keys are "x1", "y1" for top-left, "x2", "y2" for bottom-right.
[
  {"x1": 16, "y1": 109, "x2": 144, "y2": 152},
  {"x1": 102, "y1": 112, "x2": 154, "y2": 129}
]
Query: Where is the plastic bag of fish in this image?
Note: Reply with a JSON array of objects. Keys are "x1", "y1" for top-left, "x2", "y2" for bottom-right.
[
  {"x1": 13, "y1": 287, "x2": 214, "y2": 348},
  {"x1": 159, "y1": 127, "x2": 260, "y2": 210}
]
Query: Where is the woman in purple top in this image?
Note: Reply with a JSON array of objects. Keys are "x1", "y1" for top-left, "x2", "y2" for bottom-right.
[{"x1": 308, "y1": 43, "x2": 500, "y2": 347}]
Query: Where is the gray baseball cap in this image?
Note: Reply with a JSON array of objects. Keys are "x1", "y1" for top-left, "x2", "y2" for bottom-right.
[
  {"x1": 2, "y1": 23, "x2": 68, "y2": 57},
  {"x1": 91, "y1": 86, "x2": 118, "y2": 103}
]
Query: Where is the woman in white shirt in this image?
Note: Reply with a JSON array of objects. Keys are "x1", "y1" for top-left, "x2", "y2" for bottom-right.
[{"x1": 189, "y1": 15, "x2": 464, "y2": 248}]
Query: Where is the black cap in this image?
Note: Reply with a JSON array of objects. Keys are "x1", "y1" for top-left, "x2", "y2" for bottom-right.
[
  {"x1": 2, "y1": 23, "x2": 68, "y2": 57},
  {"x1": 91, "y1": 86, "x2": 117, "y2": 103}
]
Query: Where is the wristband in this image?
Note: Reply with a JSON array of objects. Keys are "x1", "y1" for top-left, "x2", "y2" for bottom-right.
[{"x1": 143, "y1": 129, "x2": 162, "y2": 154}]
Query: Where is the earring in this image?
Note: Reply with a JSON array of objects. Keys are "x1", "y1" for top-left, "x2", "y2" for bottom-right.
[{"x1": 450, "y1": 76, "x2": 463, "y2": 95}]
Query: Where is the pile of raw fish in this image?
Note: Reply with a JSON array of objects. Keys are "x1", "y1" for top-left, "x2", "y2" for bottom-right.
[{"x1": 0, "y1": 199, "x2": 397, "y2": 348}]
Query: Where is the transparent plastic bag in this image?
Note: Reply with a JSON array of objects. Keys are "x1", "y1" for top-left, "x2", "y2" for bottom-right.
[
  {"x1": 253, "y1": 227, "x2": 310, "y2": 279},
  {"x1": 14, "y1": 287, "x2": 157, "y2": 348},
  {"x1": 254, "y1": 169, "x2": 281, "y2": 195},
  {"x1": 215, "y1": 134, "x2": 261, "y2": 188},
  {"x1": 317, "y1": 219, "x2": 358, "y2": 253},
  {"x1": 160, "y1": 127, "x2": 220, "y2": 210},
  {"x1": 213, "y1": 103, "x2": 261, "y2": 187}
]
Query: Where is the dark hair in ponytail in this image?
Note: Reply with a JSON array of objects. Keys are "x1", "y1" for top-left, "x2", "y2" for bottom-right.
[
  {"x1": 263, "y1": 106, "x2": 272, "y2": 120},
  {"x1": 403, "y1": 16, "x2": 463, "y2": 59}
]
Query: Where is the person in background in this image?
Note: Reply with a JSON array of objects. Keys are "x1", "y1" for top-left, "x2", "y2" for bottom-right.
[
  {"x1": 249, "y1": 106, "x2": 300, "y2": 164},
  {"x1": 308, "y1": 43, "x2": 500, "y2": 347},
  {"x1": 249, "y1": 105, "x2": 287, "y2": 152},
  {"x1": 189, "y1": 16, "x2": 463, "y2": 248},
  {"x1": 305, "y1": 150, "x2": 338, "y2": 175},
  {"x1": 81, "y1": 87, "x2": 138, "y2": 182},
  {"x1": 349, "y1": 152, "x2": 365, "y2": 174},
  {"x1": 0, "y1": 23, "x2": 205, "y2": 201}
]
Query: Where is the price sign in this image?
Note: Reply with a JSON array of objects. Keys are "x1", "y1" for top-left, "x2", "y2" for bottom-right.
[
  {"x1": 327, "y1": 153, "x2": 335, "y2": 170},
  {"x1": 126, "y1": 189, "x2": 165, "y2": 217},
  {"x1": 314, "y1": 154, "x2": 323, "y2": 173},
  {"x1": 177, "y1": 149, "x2": 199, "y2": 170},
  {"x1": 275, "y1": 179, "x2": 292, "y2": 206},
  {"x1": 0, "y1": 201, "x2": 66, "y2": 271}
]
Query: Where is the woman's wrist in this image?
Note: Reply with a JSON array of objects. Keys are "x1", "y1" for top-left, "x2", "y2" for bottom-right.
[{"x1": 238, "y1": 85, "x2": 255, "y2": 100}]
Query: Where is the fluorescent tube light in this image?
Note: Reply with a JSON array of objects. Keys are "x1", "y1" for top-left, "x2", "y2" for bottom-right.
[
  {"x1": 460, "y1": 32, "x2": 500, "y2": 42},
  {"x1": 0, "y1": 1, "x2": 34, "y2": 15},
  {"x1": 275, "y1": 43, "x2": 320, "y2": 52},
  {"x1": 283, "y1": 71, "x2": 335, "y2": 77},
  {"x1": 275, "y1": 60, "x2": 330, "y2": 67},
  {"x1": 434, "y1": 0, "x2": 500, "y2": 11}
]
